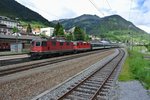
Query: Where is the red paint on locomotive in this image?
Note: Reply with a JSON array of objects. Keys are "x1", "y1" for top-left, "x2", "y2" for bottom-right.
[
  {"x1": 30, "y1": 38, "x2": 91, "y2": 57},
  {"x1": 73, "y1": 41, "x2": 91, "y2": 51}
]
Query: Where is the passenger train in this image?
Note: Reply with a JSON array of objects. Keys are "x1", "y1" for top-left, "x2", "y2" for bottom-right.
[{"x1": 30, "y1": 37, "x2": 118, "y2": 58}]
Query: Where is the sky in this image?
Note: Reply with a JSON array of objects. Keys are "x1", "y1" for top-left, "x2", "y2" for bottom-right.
[{"x1": 15, "y1": 0, "x2": 150, "y2": 33}]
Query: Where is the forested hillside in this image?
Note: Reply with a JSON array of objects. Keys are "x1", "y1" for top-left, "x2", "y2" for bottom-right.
[
  {"x1": 0, "y1": 0, "x2": 54, "y2": 26},
  {"x1": 52, "y1": 14, "x2": 147, "y2": 35}
]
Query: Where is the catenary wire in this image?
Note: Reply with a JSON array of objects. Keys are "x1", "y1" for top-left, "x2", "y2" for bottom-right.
[{"x1": 88, "y1": 0, "x2": 105, "y2": 16}]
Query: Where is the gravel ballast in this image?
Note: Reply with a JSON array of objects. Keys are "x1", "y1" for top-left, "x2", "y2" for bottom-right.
[
  {"x1": 33, "y1": 49, "x2": 119, "y2": 100},
  {"x1": 118, "y1": 81, "x2": 150, "y2": 100},
  {"x1": 0, "y1": 50, "x2": 115, "y2": 100}
]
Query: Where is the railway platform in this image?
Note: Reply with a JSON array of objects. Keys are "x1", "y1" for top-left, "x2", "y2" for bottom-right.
[
  {"x1": 0, "y1": 54, "x2": 29, "y2": 61},
  {"x1": 0, "y1": 51, "x2": 29, "y2": 56},
  {"x1": 0, "y1": 53, "x2": 29, "y2": 66}
]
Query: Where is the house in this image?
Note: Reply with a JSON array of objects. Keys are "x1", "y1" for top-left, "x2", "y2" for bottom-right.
[
  {"x1": 0, "y1": 24, "x2": 10, "y2": 35},
  {"x1": 40, "y1": 27, "x2": 54, "y2": 36},
  {"x1": 0, "y1": 16, "x2": 22, "y2": 35},
  {"x1": 89, "y1": 35, "x2": 101, "y2": 40},
  {"x1": 32, "y1": 28, "x2": 40, "y2": 35},
  {"x1": 68, "y1": 27, "x2": 75, "y2": 33},
  {"x1": 0, "y1": 16, "x2": 18, "y2": 28}
]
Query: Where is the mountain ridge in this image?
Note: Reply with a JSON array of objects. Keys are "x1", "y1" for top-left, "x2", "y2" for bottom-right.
[{"x1": 51, "y1": 14, "x2": 147, "y2": 35}]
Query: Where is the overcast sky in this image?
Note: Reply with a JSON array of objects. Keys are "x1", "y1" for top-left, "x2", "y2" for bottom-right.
[{"x1": 15, "y1": 0, "x2": 150, "y2": 33}]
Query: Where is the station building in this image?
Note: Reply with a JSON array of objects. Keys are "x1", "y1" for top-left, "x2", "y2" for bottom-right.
[{"x1": 0, "y1": 16, "x2": 40, "y2": 52}]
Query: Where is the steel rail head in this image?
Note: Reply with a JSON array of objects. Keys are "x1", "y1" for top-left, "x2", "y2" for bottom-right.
[
  {"x1": 57, "y1": 49, "x2": 124, "y2": 99},
  {"x1": 91, "y1": 49, "x2": 125, "y2": 99}
]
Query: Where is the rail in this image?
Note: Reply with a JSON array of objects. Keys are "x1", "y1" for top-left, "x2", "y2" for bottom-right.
[{"x1": 57, "y1": 49, "x2": 125, "y2": 99}]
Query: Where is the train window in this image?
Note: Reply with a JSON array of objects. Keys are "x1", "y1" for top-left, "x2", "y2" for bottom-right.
[
  {"x1": 66, "y1": 42, "x2": 70, "y2": 45},
  {"x1": 60, "y1": 42, "x2": 63, "y2": 46},
  {"x1": 42, "y1": 41, "x2": 47, "y2": 46},
  {"x1": 36, "y1": 42, "x2": 41, "y2": 46},
  {"x1": 52, "y1": 41, "x2": 56, "y2": 46},
  {"x1": 32, "y1": 41, "x2": 34, "y2": 46}
]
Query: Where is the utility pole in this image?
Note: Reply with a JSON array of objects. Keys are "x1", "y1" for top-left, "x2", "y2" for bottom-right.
[
  {"x1": 128, "y1": 25, "x2": 133, "y2": 50},
  {"x1": 128, "y1": 32, "x2": 131, "y2": 50},
  {"x1": 140, "y1": 35, "x2": 143, "y2": 52},
  {"x1": 132, "y1": 32, "x2": 133, "y2": 51},
  {"x1": 16, "y1": 33, "x2": 18, "y2": 53},
  {"x1": 149, "y1": 34, "x2": 150, "y2": 45}
]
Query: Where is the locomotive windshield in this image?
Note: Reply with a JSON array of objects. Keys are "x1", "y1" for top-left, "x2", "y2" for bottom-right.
[
  {"x1": 34, "y1": 41, "x2": 47, "y2": 47},
  {"x1": 36, "y1": 42, "x2": 41, "y2": 46},
  {"x1": 42, "y1": 41, "x2": 47, "y2": 46}
]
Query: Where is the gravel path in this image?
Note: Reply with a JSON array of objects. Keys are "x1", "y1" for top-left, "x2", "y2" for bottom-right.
[
  {"x1": 0, "y1": 49, "x2": 115, "y2": 100},
  {"x1": 118, "y1": 81, "x2": 150, "y2": 100}
]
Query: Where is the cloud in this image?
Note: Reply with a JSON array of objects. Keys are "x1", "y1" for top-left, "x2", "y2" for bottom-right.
[
  {"x1": 129, "y1": 0, "x2": 150, "y2": 33},
  {"x1": 60, "y1": 7, "x2": 77, "y2": 19},
  {"x1": 15, "y1": 0, "x2": 150, "y2": 33}
]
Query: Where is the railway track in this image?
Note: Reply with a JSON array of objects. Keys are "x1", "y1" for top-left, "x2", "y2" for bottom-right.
[
  {"x1": 55, "y1": 49, "x2": 125, "y2": 100},
  {"x1": 0, "y1": 49, "x2": 111, "y2": 67},
  {"x1": 0, "y1": 49, "x2": 112, "y2": 77}
]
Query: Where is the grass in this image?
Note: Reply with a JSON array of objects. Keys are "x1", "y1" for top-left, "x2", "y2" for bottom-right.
[
  {"x1": 119, "y1": 50, "x2": 150, "y2": 89},
  {"x1": 133, "y1": 46, "x2": 147, "y2": 51},
  {"x1": 119, "y1": 57, "x2": 134, "y2": 81},
  {"x1": 20, "y1": 21, "x2": 47, "y2": 28},
  {"x1": 129, "y1": 51, "x2": 150, "y2": 89}
]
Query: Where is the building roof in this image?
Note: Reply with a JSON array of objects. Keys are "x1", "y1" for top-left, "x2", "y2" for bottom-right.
[
  {"x1": 0, "y1": 16, "x2": 17, "y2": 23},
  {"x1": 0, "y1": 34, "x2": 41, "y2": 41},
  {"x1": 0, "y1": 24, "x2": 7, "y2": 28}
]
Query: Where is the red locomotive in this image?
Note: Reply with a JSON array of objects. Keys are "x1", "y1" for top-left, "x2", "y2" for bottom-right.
[
  {"x1": 30, "y1": 37, "x2": 91, "y2": 58},
  {"x1": 73, "y1": 41, "x2": 91, "y2": 52},
  {"x1": 30, "y1": 37, "x2": 118, "y2": 58}
]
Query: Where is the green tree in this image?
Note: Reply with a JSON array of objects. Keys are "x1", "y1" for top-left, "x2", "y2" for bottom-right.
[
  {"x1": 74, "y1": 26, "x2": 85, "y2": 41},
  {"x1": 53, "y1": 23, "x2": 65, "y2": 37},
  {"x1": 57, "y1": 26, "x2": 64, "y2": 36},
  {"x1": 53, "y1": 23, "x2": 60, "y2": 36},
  {"x1": 12, "y1": 27, "x2": 19, "y2": 33},
  {"x1": 38, "y1": 33, "x2": 48, "y2": 39},
  {"x1": 65, "y1": 33, "x2": 74, "y2": 41},
  {"x1": 26, "y1": 24, "x2": 32, "y2": 35},
  {"x1": 84, "y1": 34, "x2": 91, "y2": 41}
]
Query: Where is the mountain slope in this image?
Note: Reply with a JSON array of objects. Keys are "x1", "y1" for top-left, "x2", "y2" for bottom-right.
[
  {"x1": 52, "y1": 14, "x2": 147, "y2": 35},
  {"x1": 0, "y1": 0, "x2": 54, "y2": 26},
  {"x1": 99, "y1": 15, "x2": 145, "y2": 33}
]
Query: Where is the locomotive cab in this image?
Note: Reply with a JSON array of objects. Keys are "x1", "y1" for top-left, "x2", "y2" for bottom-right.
[
  {"x1": 31, "y1": 40, "x2": 47, "y2": 52},
  {"x1": 30, "y1": 39, "x2": 48, "y2": 58}
]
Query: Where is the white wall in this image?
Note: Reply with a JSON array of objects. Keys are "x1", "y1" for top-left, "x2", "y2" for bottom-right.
[
  {"x1": 11, "y1": 43, "x2": 22, "y2": 52},
  {"x1": 40, "y1": 27, "x2": 54, "y2": 36}
]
